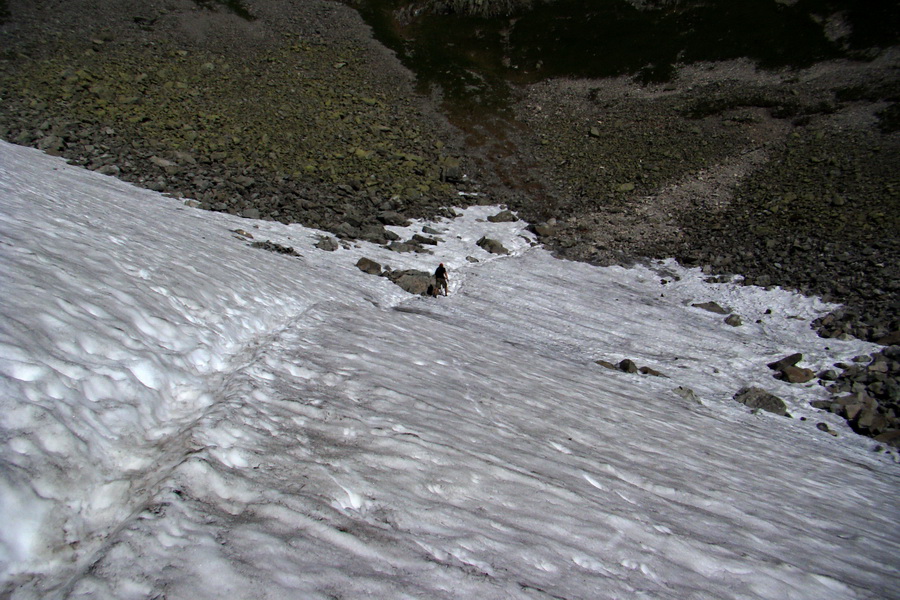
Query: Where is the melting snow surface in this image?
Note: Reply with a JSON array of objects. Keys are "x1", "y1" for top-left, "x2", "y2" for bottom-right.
[{"x1": 1, "y1": 141, "x2": 898, "y2": 599}]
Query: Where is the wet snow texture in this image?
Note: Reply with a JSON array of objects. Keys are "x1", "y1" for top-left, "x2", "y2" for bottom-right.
[{"x1": 1, "y1": 141, "x2": 898, "y2": 599}]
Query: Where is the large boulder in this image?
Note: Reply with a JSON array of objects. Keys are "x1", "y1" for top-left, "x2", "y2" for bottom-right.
[
  {"x1": 477, "y1": 236, "x2": 509, "y2": 255},
  {"x1": 733, "y1": 387, "x2": 788, "y2": 416},
  {"x1": 384, "y1": 269, "x2": 434, "y2": 295}
]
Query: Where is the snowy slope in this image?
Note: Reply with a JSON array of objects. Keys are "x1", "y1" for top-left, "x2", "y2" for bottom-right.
[{"x1": 0, "y1": 140, "x2": 897, "y2": 599}]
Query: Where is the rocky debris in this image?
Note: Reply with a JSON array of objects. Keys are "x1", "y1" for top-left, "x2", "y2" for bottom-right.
[
  {"x1": 477, "y1": 236, "x2": 509, "y2": 255},
  {"x1": 508, "y1": 62, "x2": 899, "y2": 348},
  {"x1": 596, "y1": 358, "x2": 666, "y2": 377},
  {"x1": 0, "y1": 0, "x2": 476, "y2": 245},
  {"x1": 249, "y1": 240, "x2": 299, "y2": 256},
  {"x1": 378, "y1": 211, "x2": 412, "y2": 227},
  {"x1": 733, "y1": 387, "x2": 788, "y2": 416},
  {"x1": 812, "y1": 346, "x2": 900, "y2": 445},
  {"x1": 412, "y1": 234, "x2": 440, "y2": 246},
  {"x1": 355, "y1": 257, "x2": 439, "y2": 296},
  {"x1": 767, "y1": 353, "x2": 815, "y2": 383},
  {"x1": 386, "y1": 232, "x2": 437, "y2": 253},
  {"x1": 691, "y1": 301, "x2": 730, "y2": 315}
]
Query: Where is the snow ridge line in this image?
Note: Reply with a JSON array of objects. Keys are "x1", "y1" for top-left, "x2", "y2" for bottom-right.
[
  {"x1": 50, "y1": 300, "x2": 335, "y2": 597},
  {"x1": 48, "y1": 302, "x2": 344, "y2": 597}
]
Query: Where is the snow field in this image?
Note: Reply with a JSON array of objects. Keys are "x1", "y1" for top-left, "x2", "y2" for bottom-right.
[{"x1": 1, "y1": 141, "x2": 898, "y2": 599}]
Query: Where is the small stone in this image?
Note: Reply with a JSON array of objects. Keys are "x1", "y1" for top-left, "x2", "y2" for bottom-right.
[
  {"x1": 673, "y1": 386, "x2": 701, "y2": 404},
  {"x1": 818, "y1": 369, "x2": 839, "y2": 381},
  {"x1": 98, "y1": 164, "x2": 120, "y2": 176},
  {"x1": 724, "y1": 314, "x2": 743, "y2": 327},
  {"x1": 639, "y1": 366, "x2": 666, "y2": 377},
  {"x1": 618, "y1": 359, "x2": 639, "y2": 374},
  {"x1": 692, "y1": 301, "x2": 730, "y2": 315}
]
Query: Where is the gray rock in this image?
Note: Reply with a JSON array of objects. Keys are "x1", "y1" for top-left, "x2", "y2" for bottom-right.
[
  {"x1": 37, "y1": 135, "x2": 64, "y2": 153},
  {"x1": 618, "y1": 359, "x2": 639, "y2": 374},
  {"x1": 873, "y1": 430, "x2": 900, "y2": 446},
  {"x1": 384, "y1": 269, "x2": 433, "y2": 295},
  {"x1": 724, "y1": 314, "x2": 743, "y2": 327},
  {"x1": 733, "y1": 386, "x2": 788, "y2": 416},
  {"x1": 673, "y1": 386, "x2": 701, "y2": 404},
  {"x1": 98, "y1": 164, "x2": 120, "y2": 176},
  {"x1": 377, "y1": 211, "x2": 410, "y2": 227},
  {"x1": 359, "y1": 225, "x2": 398, "y2": 245},
  {"x1": 412, "y1": 234, "x2": 439, "y2": 245},
  {"x1": 477, "y1": 236, "x2": 509, "y2": 255},
  {"x1": 767, "y1": 353, "x2": 804, "y2": 371},
  {"x1": 780, "y1": 365, "x2": 815, "y2": 384},
  {"x1": 356, "y1": 257, "x2": 382, "y2": 275},
  {"x1": 530, "y1": 222, "x2": 557, "y2": 237},
  {"x1": 315, "y1": 236, "x2": 339, "y2": 251},
  {"x1": 387, "y1": 241, "x2": 419, "y2": 253},
  {"x1": 250, "y1": 240, "x2": 298, "y2": 256},
  {"x1": 487, "y1": 210, "x2": 518, "y2": 223},
  {"x1": 241, "y1": 208, "x2": 260, "y2": 219},
  {"x1": 639, "y1": 365, "x2": 666, "y2": 377},
  {"x1": 692, "y1": 301, "x2": 730, "y2": 314},
  {"x1": 818, "y1": 369, "x2": 839, "y2": 381}
]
